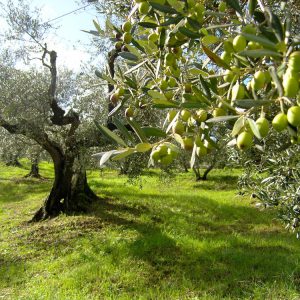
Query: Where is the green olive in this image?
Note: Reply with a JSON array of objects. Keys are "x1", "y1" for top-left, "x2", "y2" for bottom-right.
[
  {"x1": 251, "y1": 70, "x2": 266, "y2": 90},
  {"x1": 288, "y1": 51, "x2": 300, "y2": 72},
  {"x1": 212, "y1": 108, "x2": 226, "y2": 117},
  {"x1": 283, "y1": 76, "x2": 299, "y2": 98},
  {"x1": 167, "y1": 110, "x2": 177, "y2": 122},
  {"x1": 287, "y1": 106, "x2": 300, "y2": 127},
  {"x1": 122, "y1": 32, "x2": 132, "y2": 44},
  {"x1": 272, "y1": 113, "x2": 288, "y2": 132},
  {"x1": 181, "y1": 109, "x2": 192, "y2": 122},
  {"x1": 237, "y1": 131, "x2": 253, "y2": 150},
  {"x1": 231, "y1": 83, "x2": 245, "y2": 101},
  {"x1": 256, "y1": 117, "x2": 269, "y2": 138},
  {"x1": 233, "y1": 35, "x2": 247, "y2": 52},
  {"x1": 181, "y1": 137, "x2": 194, "y2": 151},
  {"x1": 122, "y1": 21, "x2": 132, "y2": 33},
  {"x1": 139, "y1": 2, "x2": 150, "y2": 14},
  {"x1": 172, "y1": 121, "x2": 185, "y2": 135}
]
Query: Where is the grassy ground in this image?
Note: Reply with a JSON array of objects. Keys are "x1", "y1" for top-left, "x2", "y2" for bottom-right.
[{"x1": 0, "y1": 161, "x2": 300, "y2": 300}]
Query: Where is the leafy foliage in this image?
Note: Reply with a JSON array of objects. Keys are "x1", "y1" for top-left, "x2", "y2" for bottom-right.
[
  {"x1": 236, "y1": 131, "x2": 300, "y2": 237},
  {"x1": 93, "y1": 0, "x2": 300, "y2": 235},
  {"x1": 97, "y1": 0, "x2": 300, "y2": 166}
]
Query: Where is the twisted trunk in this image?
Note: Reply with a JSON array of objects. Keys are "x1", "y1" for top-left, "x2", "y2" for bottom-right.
[
  {"x1": 31, "y1": 149, "x2": 98, "y2": 222},
  {"x1": 201, "y1": 164, "x2": 215, "y2": 181}
]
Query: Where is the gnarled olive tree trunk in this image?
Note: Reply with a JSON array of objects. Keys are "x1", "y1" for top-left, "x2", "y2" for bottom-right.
[{"x1": 32, "y1": 149, "x2": 98, "y2": 222}]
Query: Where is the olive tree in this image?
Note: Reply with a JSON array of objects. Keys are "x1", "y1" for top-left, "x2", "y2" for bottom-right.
[
  {"x1": 95, "y1": 0, "x2": 300, "y2": 232},
  {"x1": 0, "y1": 0, "x2": 112, "y2": 220},
  {"x1": 0, "y1": 59, "x2": 109, "y2": 220}
]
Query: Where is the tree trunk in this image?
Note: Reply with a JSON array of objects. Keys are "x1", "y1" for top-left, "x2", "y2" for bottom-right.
[
  {"x1": 193, "y1": 167, "x2": 201, "y2": 181},
  {"x1": 5, "y1": 155, "x2": 22, "y2": 167},
  {"x1": 193, "y1": 164, "x2": 215, "y2": 181},
  {"x1": 201, "y1": 164, "x2": 215, "y2": 181},
  {"x1": 25, "y1": 159, "x2": 41, "y2": 178},
  {"x1": 31, "y1": 152, "x2": 98, "y2": 222}
]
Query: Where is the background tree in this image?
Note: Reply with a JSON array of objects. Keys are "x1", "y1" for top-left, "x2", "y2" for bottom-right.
[{"x1": 0, "y1": 129, "x2": 25, "y2": 167}]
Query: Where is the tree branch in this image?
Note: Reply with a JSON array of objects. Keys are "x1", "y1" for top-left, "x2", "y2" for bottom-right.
[
  {"x1": 0, "y1": 115, "x2": 64, "y2": 158},
  {"x1": 42, "y1": 47, "x2": 80, "y2": 130}
]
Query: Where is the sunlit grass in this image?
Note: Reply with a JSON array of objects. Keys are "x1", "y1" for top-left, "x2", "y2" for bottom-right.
[{"x1": 0, "y1": 162, "x2": 299, "y2": 299}]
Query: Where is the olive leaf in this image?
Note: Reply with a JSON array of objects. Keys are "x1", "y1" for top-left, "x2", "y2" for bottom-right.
[
  {"x1": 247, "y1": 118, "x2": 262, "y2": 139},
  {"x1": 112, "y1": 117, "x2": 134, "y2": 142},
  {"x1": 149, "y1": 2, "x2": 178, "y2": 14},
  {"x1": 242, "y1": 33, "x2": 277, "y2": 50},
  {"x1": 224, "y1": 0, "x2": 243, "y2": 15},
  {"x1": 239, "y1": 49, "x2": 282, "y2": 58},
  {"x1": 126, "y1": 118, "x2": 148, "y2": 143},
  {"x1": 202, "y1": 45, "x2": 231, "y2": 70},
  {"x1": 135, "y1": 143, "x2": 152, "y2": 153},
  {"x1": 95, "y1": 122, "x2": 127, "y2": 147},
  {"x1": 112, "y1": 148, "x2": 135, "y2": 161},
  {"x1": 141, "y1": 127, "x2": 167, "y2": 138},
  {"x1": 231, "y1": 116, "x2": 244, "y2": 136},
  {"x1": 206, "y1": 115, "x2": 239, "y2": 123}
]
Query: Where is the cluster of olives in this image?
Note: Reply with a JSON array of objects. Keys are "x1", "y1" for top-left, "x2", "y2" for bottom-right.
[
  {"x1": 150, "y1": 143, "x2": 178, "y2": 166},
  {"x1": 252, "y1": 53, "x2": 300, "y2": 147},
  {"x1": 168, "y1": 108, "x2": 214, "y2": 156},
  {"x1": 220, "y1": 32, "x2": 300, "y2": 149},
  {"x1": 114, "y1": 20, "x2": 133, "y2": 51},
  {"x1": 222, "y1": 33, "x2": 274, "y2": 103},
  {"x1": 151, "y1": 109, "x2": 214, "y2": 166},
  {"x1": 272, "y1": 105, "x2": 300, "y2": 144},
  {"x1": 236, "y1": 117, "x2": 269, "y2": 151}
]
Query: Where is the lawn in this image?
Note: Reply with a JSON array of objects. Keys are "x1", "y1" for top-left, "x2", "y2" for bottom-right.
[{"x1": 0, "y1": 161, "x2": 300, "y2": 299}]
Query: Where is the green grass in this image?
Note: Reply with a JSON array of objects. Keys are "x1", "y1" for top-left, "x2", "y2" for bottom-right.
[{"x1": 0, "y1": 161, "x2": 300, "y2": 299}]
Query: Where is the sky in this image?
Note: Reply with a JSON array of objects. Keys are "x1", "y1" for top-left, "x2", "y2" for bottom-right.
[
  {"x1": 32, "y1": 0, "x2": 100, "y2": 70},
  {"x1": 2, "y1": 0, "x2": 103, "y2": 71}
]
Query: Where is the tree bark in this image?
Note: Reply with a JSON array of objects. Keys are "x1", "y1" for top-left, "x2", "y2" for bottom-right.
[
  {"x1": 194, "y1": 164, "x2": 215, "y2": 181},
  {"x1": 1, "y1": 48, "x2": 101, "y2": 222},
  {"x1": 25, "y1": 159, "x2": 41, "y2": 178},
  {"x1": 31, "y1": 151, "x2": 98, "y2": 222}
]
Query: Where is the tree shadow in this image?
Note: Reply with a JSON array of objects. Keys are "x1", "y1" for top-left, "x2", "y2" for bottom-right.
[
  {"x1": 0, "y1": 178, "x2": 51, "y2": 204},
  {"x1": 193, "y1": 174, "x2": 240, "y2": 191},
  {"x1": 82, "y1": 195, "x2": 299, "y2": 298},
  {"x1": 1, "y1": 171, "x2": 299, "y2": 298}
]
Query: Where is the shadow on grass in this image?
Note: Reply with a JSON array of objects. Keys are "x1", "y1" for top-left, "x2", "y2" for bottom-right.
[
  {"x1": 85, "y1": 196, "x2": 299, "y2": 298},
  {"x1": 192, "y1": 174, "x2": 240, "y2": 191},
  {"x1": 0, "y1": 256, "x2": 28, "y2": 289},
  {"x1": 0, "y1": 178, "x2": 51, "y2": 204},
  {"x1": 1, "y1": 170, "x2": 299, "y2": 298}
]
